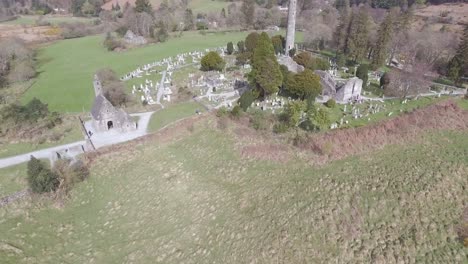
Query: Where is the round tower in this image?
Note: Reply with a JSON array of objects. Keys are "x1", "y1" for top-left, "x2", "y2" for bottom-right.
[{"x1": 285, "y1": 0, "x2": 297, "y2": 54}]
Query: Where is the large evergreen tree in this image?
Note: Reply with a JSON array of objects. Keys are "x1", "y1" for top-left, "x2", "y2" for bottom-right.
[
  {"x1": 447, "y1": 25, "x2": 468, "y2": 85},
  {"x1": 249, "y1": 32, "x2": 283, "y2": 98},
  {"x1": 183, "y1": 9, "x2": 194, "y2": 30},
  {"x1": 346, "y1": 9, "x2": 370, "y2": 62},
  {"x1": 333, "y1": 0, "x2": 350, "y2": 54},
  {"x1": 241, "y1": 0, "x2": 255, "y2": 29},
  {"x1": 372, "y1": 12, "x2": 394, "y2": 67},
  {"x1": 285, "y1": 69, "x2": 322, "y2": 100}
]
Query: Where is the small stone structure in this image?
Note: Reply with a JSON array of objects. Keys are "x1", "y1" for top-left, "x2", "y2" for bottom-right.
[
  {"x1": 91, "y1": 75, "x2": 136, "y2": 133},
  {"x1": 277, "y1": 55, "x2": 304, "y2": 73},
  {"x1": 335, "y1": 77, "x2": 363, "y2": 102},
  {"x1": 124, "y1": 30, "x2": 147, "y2": 45}
]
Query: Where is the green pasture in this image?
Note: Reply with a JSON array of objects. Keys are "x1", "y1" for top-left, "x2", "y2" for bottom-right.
[
  {"x1": 189, "y1": 0, "x2": 231, "y2": 13},
  {"x1": 148, "y1": 101, "x2": 205, "y2": 132},
  {"x1": 0, "y1": 163, "x2": 28, "y2": 197},
  {"x1": 22, "y1": 31, "x2": 250, "y2": 113}
]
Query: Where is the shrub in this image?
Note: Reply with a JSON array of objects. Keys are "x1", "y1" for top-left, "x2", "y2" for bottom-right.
[
  {"x1": 196, "y1": 21, "x2": 208, "y2": 30},
  {"x1": 303, "y1": 107, "x2": 330, "y2": 131},
  {"x1": 288, "y1": 48, "x2": 296, "y2": 57},
  {"x1": 216, "y1": 107, "x2": 229, "y2": 117},
  {"x1": 238, "y1": 90, "x2": 257, "y2": 111},
  {"x1": 230, "y1": 105, "x2": 242, "y2": 118},
  {"x1": 103, "y1": 33, "x2": 125, "y2": 51},
  {"x1": 284, "y1": 69, "x2": 322, "y2": 100},
  {"x1": 116, "y1": 26, "x2": 128, "y2": 37},
  {"x1": 54, "y1": 159, "x2": 90, "y2": 195},
  {"x1": 249, "y1": 110, "x2": 268, "y2": 130},
  {"x1": 237, "y1": 41, "x2": 245, "y2": 53},
  {"x1": 356, "y1": 64, "x2": 369, "y2": 89},
  {"x1": 200, "y1": 51, "x2": 225, "y2": 71},
  {"x1": 380, "y1": 72, "x2": 391, "y2": 89},
  {"x1": 227, "y1": 42, "x2": 234, "y2": 55},
  {"x1": 27, "y1": 156, "x2": 59, "y2": 193},
  {"x1": 273, "y1": 122, "x2": 289, "y2": 133},
  {"x1": 325, "y1": 99, "x2": 336, "y2": 108}
]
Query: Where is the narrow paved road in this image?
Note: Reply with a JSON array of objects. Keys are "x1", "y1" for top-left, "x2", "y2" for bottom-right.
[
  {"x1": 0, "y1": 141, "x2": 86, "y2": 168},
  {"x1": 0, "y1": 111, "x2": 155, "y2": 169}
]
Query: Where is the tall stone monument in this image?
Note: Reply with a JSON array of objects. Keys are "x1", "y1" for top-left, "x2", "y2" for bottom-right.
[{"x1": 285, "y1": 0, "x2": 297, "y2": 54}]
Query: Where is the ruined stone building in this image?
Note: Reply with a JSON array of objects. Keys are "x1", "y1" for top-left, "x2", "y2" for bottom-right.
[
  {"x1": 90, "y1": 75, "x2": 136, "y2": 133},
  {"x1": 335, "y1": 77, "x2": 363, "y2": 102}
]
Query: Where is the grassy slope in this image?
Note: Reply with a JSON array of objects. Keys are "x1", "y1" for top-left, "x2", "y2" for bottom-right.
[
  {"x1": 22, "y1": 31, "x2": 249, "y2": 113},
  {"x1": 0, "y1": 163, "x2": 28, "y2": 196},
  {"x1": 148, "y1": 101, "x2": 205, "y2": 132},
  {"x1": 0, "y1": 124, "x2": 466, "y2": 263}
]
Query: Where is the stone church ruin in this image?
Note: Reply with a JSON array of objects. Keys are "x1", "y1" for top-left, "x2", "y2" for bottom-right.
[{"x1": 91, "y1": 75, "x2": 136, "y2": 133}]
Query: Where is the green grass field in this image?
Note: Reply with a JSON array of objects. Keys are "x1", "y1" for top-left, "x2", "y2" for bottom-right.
[
  {"x1": 0, "y1": 163, "x2": 28, "y2": 197},
  {"x1": 189, "y1": 0, "x2": 231, "y2": 14},
  {"x1": 0, "y1": 120, "x2": 466, "y2": 263},
  {"x1": 148, "y1": 101, "x2": 205, "y2": 132},
  {"x1": 22, "y1": 31, "x2": 250, "y2": 113}
]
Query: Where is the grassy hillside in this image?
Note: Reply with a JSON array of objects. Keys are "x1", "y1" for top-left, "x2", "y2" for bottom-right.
[
  {"x1": 0, "y1": 118, "x2": 466, "y2": 263},
  {"x1": 22, "y1": 31, "x2": 249, "y2": 113}
]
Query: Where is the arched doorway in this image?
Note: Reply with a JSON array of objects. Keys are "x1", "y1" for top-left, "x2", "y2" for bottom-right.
[{"x1": 107, "y1": 120, "x2": 113, "y2": 130}]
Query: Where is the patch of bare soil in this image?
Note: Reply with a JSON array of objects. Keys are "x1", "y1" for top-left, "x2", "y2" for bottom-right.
[
  {"x1": 413, "y1": 3, "x2": 468, "y2": 33},
  {"x1": 298, "y1": 101, "x2": 468, "y2": 163},
  {"x1": 0, "y1": 24, "x2": 61, "y2": 44}
]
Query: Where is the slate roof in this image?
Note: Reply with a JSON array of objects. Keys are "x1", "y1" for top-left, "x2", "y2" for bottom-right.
[{"x1": 91, "y1": 94, "x2": 114, "y2": 121}]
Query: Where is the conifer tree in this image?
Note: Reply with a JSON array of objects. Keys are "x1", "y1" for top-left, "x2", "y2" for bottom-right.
[
  {"x1": 241, "y1": 0, "x2": 255, "y2": 29},
  {"x1": 183, "y1": 9, "x2": 194, "y2": 30},
  {"x1": 333, "y1": 0, "x2": 350, "y2": 53},
  {"x1": 372, "y1": 13, "x2": 394, "y2": 67},
  {"x1": 227, "y1": 42, "x2": 234, "y2": 55},
  {"x1": 346, "y1": 9, "x2": 370, "y2": 62},
  {"x1": 249, "y1": 32, "x2": 283, "y2": 97},
  {"x1": 448, "y1": 25, "x2": 468, "y2": 85}
]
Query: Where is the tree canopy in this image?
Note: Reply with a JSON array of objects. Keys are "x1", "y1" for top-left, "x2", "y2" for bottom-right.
[
  {"x1": 249, "y1": 32, "x2": 283, "y2": 98},
  {"x1": 201, "y1": 51, "x2": 226, "y2": 72}
]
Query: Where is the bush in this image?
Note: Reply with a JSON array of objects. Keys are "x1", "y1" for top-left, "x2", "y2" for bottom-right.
[
  {"x1": 227, "y1": 42, "x2": 234, "y2": 55},
  {"x1": 103, "y1": 33, "x2": 125, "y2": 51},
  {"x1": 356, "y1": 64, "x2": 369, "y2": 89},
  {"x1": 216, "y1": 107, "x2": 229, "y2": 117},
  {"x1": 249, "y1": 110, "x2": 268, "y2": 130},
  {"x1": 230, "y1": 105, "x2": 242, "y2": 118},
  {"x1": 325, "y1": 99, "x2": 336, "y2": 108},
  {"x1": 380, "y1": 72, "x2": 391, "y2": 89},
  {"x1": 200, "y1": 51, "x2": 225, "y2": 71},
  {"x1": 273, "y1": 122, "x2": 289, "y2": 133},
  {"x1": 238, "y1": 90, "x2": 257, "y2": 111},
  {"x1": 116, "y1": 26, "x2": 128, "y2": 37},
  {"x1": 54, "y1": 159, "x2": 89, "y2": 195},
  {"x1": 196, "y1": 21, "x2": 208, "y2": 30},
  {"x1": 27, "y1": 156, "x2": 59, "y2": 193}
]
